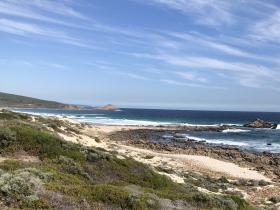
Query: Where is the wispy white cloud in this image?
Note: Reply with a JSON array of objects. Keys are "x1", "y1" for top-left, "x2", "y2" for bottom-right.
[
  {"x1": 23, "y1": 0, "x2": 87, "y2": 19},
  {"x1": 136, "y1": 0, "x2": 234, "y2": 26},
  {"x1": 0, "y1": 1, "x2": 72, "y2": 26},
  {"x1": 160, "y1": 78, "x2": 223, "y2": 89},
  {"x1": 0, "y1": 0, "x2": 156, "y2": 39},
  {"x1": 166, "y1": 32, "x2": 280, "y2": 64},
  {"x1": 175, "y1": 71, "x2": 207, "y2": 83},
  {"x1": 83, "y1": 60, "x2": 151, "y2": 80},
  {"x1": 130, "y1": 52, "x2": 280, "y2": 89},
  {"x1": 168, "y1": 32, "x2": 252, "y2": 57},
  {"x1": 116, "y1": 72, "x2": 150, "y2": 80},
  {"x1": 252, "y1": 11, "x2": 280, "y2": 44},
  {"x1": 238, "y1": 75, "x2": 261, "y2": 88},
  {"x1": 0, "y1": 0, "x2": 86, "y2": 22},
  {"x1": 160, "y1": 79, "x2": 203, "y2": 87},
  {"x1": 135, "y1": 0, "x2": 280, "y2": 30},
  {"x1": 0, "y1": 0, "x2": 169, "y2": 48},
  {"x1": 0, "y1": 18, "x2": 90, "y2": 48},
  {"x1": 133, "y1": 53, "x2": 277, "y2": 78},
  {"x1": 41, "y1": 62, "x2": 66, "y2": 70}
]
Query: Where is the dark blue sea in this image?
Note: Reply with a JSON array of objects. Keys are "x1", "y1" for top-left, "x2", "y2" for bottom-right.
[{"x1": 14, "y1": 108, "x2": 280, "y2": 153}]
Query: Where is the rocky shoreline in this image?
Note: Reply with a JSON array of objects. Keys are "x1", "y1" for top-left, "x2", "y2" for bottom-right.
[{"x1": 108, "y1": 128, "x2": 280, "y2": 181}]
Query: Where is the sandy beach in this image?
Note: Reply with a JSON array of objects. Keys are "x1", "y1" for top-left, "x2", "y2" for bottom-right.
[{"x1": 58, "y1": 122, "x2": 269, "y2": 181}]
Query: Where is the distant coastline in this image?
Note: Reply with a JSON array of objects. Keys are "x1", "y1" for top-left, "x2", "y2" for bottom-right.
[{"x1": 0, "y1": 91, "x2": 117, "y2": 111}]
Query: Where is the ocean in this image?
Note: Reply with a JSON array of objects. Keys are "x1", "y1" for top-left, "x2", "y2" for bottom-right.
[{"x1": 14, "y1": 108, "x2": 280, "y2": 153}]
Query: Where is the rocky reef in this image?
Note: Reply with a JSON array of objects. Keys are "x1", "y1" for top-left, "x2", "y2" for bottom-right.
[
  {"x1": 244, "y1": 118, "x2": 277, "y2": 129},
  {"x1": 109, "y1": 128, "x2": 280, "y2": 181}
]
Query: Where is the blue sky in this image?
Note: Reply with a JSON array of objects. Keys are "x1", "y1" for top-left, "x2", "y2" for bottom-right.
[{"x1": 0, "y1": 0, "x2": 280, "y2": 111}]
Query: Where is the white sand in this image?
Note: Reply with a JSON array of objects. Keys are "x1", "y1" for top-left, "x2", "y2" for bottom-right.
[
  {"x1": 114, "y1": 144, "x2": 270, "y2": 181},
  {"x1": 177, "y1": 155, "x2": 270, "y2": 181},
  {"x1": 56, "y1": 123, "x2": 271, "y2": 182}
]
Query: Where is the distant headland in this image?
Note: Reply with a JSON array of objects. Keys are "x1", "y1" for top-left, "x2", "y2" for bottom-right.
[{"x1": 0, "y1": 92, "x2": 117, "y2": 111}]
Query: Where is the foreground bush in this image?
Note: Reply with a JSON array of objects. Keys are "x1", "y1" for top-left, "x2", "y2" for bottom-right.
[
  {"x1": 0, "y1": 167, "x2": 51, "y2": 208},
  {"x1": 0, "y1": 128, "x2": 17, "y2": 150}
]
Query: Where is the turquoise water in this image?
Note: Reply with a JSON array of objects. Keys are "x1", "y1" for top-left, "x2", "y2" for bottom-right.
[{"x1": 14, "y1": 108, "x2": 280, "y2": 153}]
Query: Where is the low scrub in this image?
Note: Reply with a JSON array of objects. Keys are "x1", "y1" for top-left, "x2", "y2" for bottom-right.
[
  {"x1": 0, "y1": 128, "x2": 17, "y2": 150},
  {"x1": 0, "y1": 167, "x2": 51, "y2": 208},
  {"x1": 0, "y1": 110, "x2": 30, "y2": 121}
]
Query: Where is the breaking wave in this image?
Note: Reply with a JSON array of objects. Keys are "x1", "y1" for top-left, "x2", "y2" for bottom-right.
[{"x1": 222, "y1": 129, "x2": 250, "y2": 133}]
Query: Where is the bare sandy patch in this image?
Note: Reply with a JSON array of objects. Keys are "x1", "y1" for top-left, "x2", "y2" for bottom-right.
[{"x1": 110, "y1": 144, "x2": 270, "y2": 181}]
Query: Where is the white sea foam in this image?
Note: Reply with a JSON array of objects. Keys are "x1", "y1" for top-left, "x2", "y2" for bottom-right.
[
  {"x1": 219, "y1": 123, "x2": 243, "y2": 126},
  {"x1": 222, "y1": 129, "x2": 250, "y2": 133},
  {"x1": 174, "y1": 133, "x2": 249, "y2": 147},
  {"x1": 74, "y1": 118, "x2": 174, "y2": 126},
  {"x1": 162, "y1": 135, "x2": 173, "y2": 139},
  {"x1": 254, "y1": 143, "x2": 280, "y2": 153},
  {"x1": 77, "y1": 114, "x2": 105, "y2": 116},
  {"x1": 92, "y1": 117, "x2": 109, "y2": 119},
  {"x1": 276, "y1": 124, "x2": 280, "y2": 130},
  {"x1": 172, "y1": 133, "x2": 280, "y2": 152},
  {"x1": 207, "y1": 139, "x2": 248, "y2": 147},
  {"x1": 14, "y1": 111, "x2": 57, "y2": 117}
]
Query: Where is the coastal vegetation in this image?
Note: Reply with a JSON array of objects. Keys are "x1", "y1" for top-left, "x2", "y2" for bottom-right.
[
  {"x1": 0, "y1": 92, "x2": 70, "y2": 109},
  {"x1": 0, "y1": 110, "x2": 257, "y2": 209}
]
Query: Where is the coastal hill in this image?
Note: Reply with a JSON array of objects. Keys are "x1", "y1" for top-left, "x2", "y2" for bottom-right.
[
  {"x1": 0, "y1": 92, "x2": 79, "y2": 109},
  {"x1": 0, "y1": 92, "x2": 117, "y2": 111}
]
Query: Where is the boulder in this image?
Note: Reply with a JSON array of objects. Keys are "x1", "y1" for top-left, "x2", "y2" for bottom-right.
[{"x1": 244, "y1": 118, "x2": 277, "y2": 129}]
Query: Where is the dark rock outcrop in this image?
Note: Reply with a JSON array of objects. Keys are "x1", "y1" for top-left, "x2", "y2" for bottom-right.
[{"x1": 244, "y1": 118, "x2": 277, "y2": 129}]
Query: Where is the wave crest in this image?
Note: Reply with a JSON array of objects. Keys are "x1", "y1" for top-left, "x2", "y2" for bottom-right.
[
  {"x1": 222, "y1": 129, "x2": 250, "y2": 133},
  {"x1": 174, "y1": 133, "x2": 248, "y2": 147}
]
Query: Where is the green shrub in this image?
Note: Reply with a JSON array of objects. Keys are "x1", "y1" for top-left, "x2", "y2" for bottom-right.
[
  {"x1": 16, "y1": 168, "x2": 52, "y2": 181},
  {"x1": 0, "y1": 167, "x2": 51, "y2": 208},
  {"x1": 184, "y1": 172, "x2": 227, "y2": 193},
  {"x1": 0, "y1": 160, "x2": 31, "y2": 172},
  {"x1": 219, "y1": 176, "x2": 229, "y2": 183},
  {"x1": 91, "y1": 184, "x2": 150, "y2": 209},
  {"x1": 10, "y1": 125, "x2": 85, "y2": 161},
  {"x1": 58, "y1": 155, "x2": 90, "y2": 179},
  {"x1": 144, "y1": 155, "x2": 154, "y2": 159},
  {"x1": 79, "y1": 146, "x2": 111, "y2": 162},
  {"x1": 229, "y1": 195, "x2": 255, "y2": 210},
  {"x1": 95, "y1": 137, "x2": 101, "y2": 143},
  {"x1": 269, "y1": 196, "x2": 280, "y2": 204},
  {"x1": 0, "y1": 110, "x2": 30, "y2": 121},
  {"x1": 0, "y1": 128, "x2": 17, "y2": 149},
  {"x1": 233, "y1": 179, "x2": 270, "y2": 187},
  {"x1": 258, "y1": 180, "x2": 270, "y2": 186}
]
